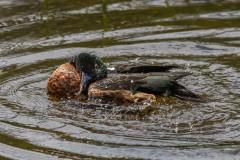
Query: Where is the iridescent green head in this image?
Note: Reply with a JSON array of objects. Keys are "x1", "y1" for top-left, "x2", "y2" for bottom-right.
[
  {"x1": 70, "y1": 52, "x2": 107, "y2": 80},
  {"x1": 70, "y1": 52, "x2": 95, "y2": 75}
]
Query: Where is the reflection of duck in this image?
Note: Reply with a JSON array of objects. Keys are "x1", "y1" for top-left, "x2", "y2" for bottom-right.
[{"x1": 47, "y1": 53, "x2": 203, "y2": 103}]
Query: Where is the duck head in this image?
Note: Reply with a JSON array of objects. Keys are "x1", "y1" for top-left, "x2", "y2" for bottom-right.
[
  {"x1": 70, "y1": 52, "x2": 96, "y2": 76},
  {"x1": 69, "y1": 52, "x2": 107, "y2": 95}
]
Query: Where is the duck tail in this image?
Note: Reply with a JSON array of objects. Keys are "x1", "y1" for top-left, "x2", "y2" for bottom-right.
[{"x1": 172, "y1": 83, "x2": 207, "y2": 102}]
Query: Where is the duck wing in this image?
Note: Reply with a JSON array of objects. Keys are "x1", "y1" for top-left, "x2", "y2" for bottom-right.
[
  {"x1": 147, "y1": 71, "x2": 191, "y2": 80},
  {"x1": 93, "y1": 74, "x2": 190, "y2": 94},
  {"x1": 93, "y1": 74, "x2": 147, "y2": 91},
  {"x1": 108, "y1": 64, "x2": 179, "y2": 74},
  {"x1": 92, "y1": 73, "x2": 204, "y2": 101},
  {"x1": 132, "y1": 76, "x2": 177, "y2": 94},
  {"x1": 133, "y1": 76, "x2": 203, "y2": 101}
]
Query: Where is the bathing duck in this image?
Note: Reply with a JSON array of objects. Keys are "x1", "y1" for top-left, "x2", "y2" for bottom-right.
[{"x1": 47, "y1": 53, "x2": 202, "y2": 103}]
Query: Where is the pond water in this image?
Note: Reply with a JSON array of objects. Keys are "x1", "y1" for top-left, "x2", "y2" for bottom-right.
[{"x1": 0, "y1": 0, "x2": 240, "y2": 160}]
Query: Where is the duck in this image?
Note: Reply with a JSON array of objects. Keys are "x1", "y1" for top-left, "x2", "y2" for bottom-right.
[{"x1": 47, "y1": 52, "x2": 204, "y2": 104}]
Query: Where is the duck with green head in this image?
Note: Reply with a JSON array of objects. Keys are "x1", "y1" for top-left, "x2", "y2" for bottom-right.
[{"x1": 47, "y1": 52, "x2": 203, "y2": 104}]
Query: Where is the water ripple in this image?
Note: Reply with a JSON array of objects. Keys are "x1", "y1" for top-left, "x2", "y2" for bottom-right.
[{"x1": 1, "y1": 0, "x2": 240, "y2": 160}]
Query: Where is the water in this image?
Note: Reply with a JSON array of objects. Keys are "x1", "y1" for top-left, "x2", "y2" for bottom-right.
[{"x1": 0, "y1": 0, "x2": 239, "y2": 159}]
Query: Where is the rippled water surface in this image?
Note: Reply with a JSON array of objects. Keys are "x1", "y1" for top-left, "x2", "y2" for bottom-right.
[{"x1": 0, "y1": 0, "x2": 240, "y2": 160}]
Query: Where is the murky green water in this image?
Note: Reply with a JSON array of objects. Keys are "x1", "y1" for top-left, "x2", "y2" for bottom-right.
[{"x1": 0, "y1": 0, "x2": 240, "y2": 159}]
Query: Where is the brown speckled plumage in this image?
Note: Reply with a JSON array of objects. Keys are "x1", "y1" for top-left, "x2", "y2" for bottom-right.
[
  {"x1": 88, "y1": 82, "x2": 156, "y2": 104},
  {"x1": 47, "y1": 63, "x2": 81, "y2": 99}
]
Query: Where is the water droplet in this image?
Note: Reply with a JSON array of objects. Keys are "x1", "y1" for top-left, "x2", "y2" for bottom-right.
[
  {"x1": 175, "y1": 127, "x2": 178, "y2": 133},
  {"x1": 108, "y1": 67, "x2": 115, "y2": 71}
]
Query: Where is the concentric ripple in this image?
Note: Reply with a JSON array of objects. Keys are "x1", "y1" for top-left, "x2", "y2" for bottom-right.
[{"x1": 0, "y1": 0, "x2": 239, "y2": 160}]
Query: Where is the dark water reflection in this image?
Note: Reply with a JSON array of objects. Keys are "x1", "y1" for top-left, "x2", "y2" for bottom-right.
[{"x1": 0, "y1": 0, "x2": 240, "y2": 160}]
